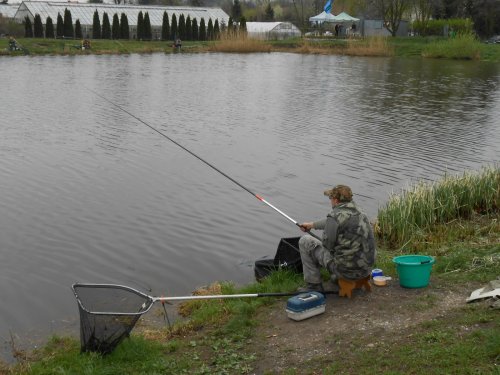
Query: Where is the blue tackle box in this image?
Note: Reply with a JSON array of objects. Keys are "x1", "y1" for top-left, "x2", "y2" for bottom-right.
[{"x1": 286, "y1": 292, "x2": 326, "y2": 321}]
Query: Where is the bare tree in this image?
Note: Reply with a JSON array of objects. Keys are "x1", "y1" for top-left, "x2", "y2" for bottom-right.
[{"x1": 370, "y1": 0, "x2": 411, "y2": 36}]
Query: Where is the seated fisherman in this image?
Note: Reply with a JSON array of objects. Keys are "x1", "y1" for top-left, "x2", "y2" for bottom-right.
[{"x1": 298, "y1": 184, "x2": 376, "y2": 292}]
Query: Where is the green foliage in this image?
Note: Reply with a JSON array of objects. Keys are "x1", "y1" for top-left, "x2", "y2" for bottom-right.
[
  {"x1": 207, "y1": 18, "x2": 214, "y2": 40},
  {"x1": 143, "y1": 12, "x2": 152, "y2": 40},
  {"x1": 63, "y1": 8, "x2": 74, "y2": 38},
  {"x1": 199, "y1": 17, "x2": 206, "y2": 41},
  {"x1": 377, "y1": 166, "x2": 499, "y2": 248},
  {"x1": 101, "y1": 12, "x2": 111, "y2": 39},
  {"x1": 178, "y1": 13, "x2": 185, "y2": 40},
  {"x1": 265, "y1": 1, "x2": 274, "y2": 21},
  {"x1": 191, "y1": 18, "x2": 199, "y2": 41},
  {"x1": 75, "y1": 19, "x2": 82, "y2": 39},
  {"x1": 24, "y1": 16, "x2": 33, "y2": 38},
  {"x1": 111, "y1": 13, "x2": 120, "y2": 39},
  {"x1": 45, "y1": 17, "x2": 54, "y2": 38},
  {"x1": 120, "y1": 13, "x2": 129, "y2": 40},
  {"x1": 161, "y1": 11, "x2": 170, "y2": 40},
  {"x1": 56, "y1": 13, "x2": 63, "y2": 38},
  {"x1": 412, "y1": 18, "x2": 474, "y2": 36},
  {"x1": 92, "y1": 10, "x2": 101, "y2": 39},
  {"x1": 239, "y1": 16, "x2": 247, "y2": 36},
  {"x1": 33, "y1": 14, "x2": 43, "y2": 38},
  {"x1": 214, "y1": 19, "x2": 220, "y2": 40},
  {"x1": 185, "y1": 15, "x2": 192, "y2": 41},
  {"x1": 0, "y1": 15, "x2": 24, "y2": 37},
  {"x1": 422, "y1": 32, "x2": 482, "y2": 59},
  {"x1": 232, "y1": 0, "x2": 242, "y2": 19},
  {"x1": 137, "y1": 11, "x2": 144, "y2": 40},
  {"x1": 170, "y1": 13, "x2": 177, "y2": 40}
]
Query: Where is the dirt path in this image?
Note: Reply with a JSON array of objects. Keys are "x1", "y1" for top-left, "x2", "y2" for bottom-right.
[{"x1": 248, "y1": 279, "x2": 475, "y2": 374}]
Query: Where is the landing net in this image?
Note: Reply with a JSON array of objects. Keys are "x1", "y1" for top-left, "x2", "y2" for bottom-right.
[{"x1": 72, "y1": 283, "x2": 154, "y2": 355}]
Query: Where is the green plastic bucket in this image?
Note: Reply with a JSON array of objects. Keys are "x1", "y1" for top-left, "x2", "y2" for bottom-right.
[{"x1": 392, "y1": 255, "x2": 435, "y2": 288}]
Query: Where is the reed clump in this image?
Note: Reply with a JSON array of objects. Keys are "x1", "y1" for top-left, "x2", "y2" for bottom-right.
[
  {"x1": 377, "y1": 166, "x2": 500, "y2": 248},
  {"x1": 345, "y1": 36, "x2": 394, "y2": 57},
  {"x1": 209, "y1": 34, "x2": 272, "y2": 53},
  {"x1": 422, "y1": 33, "x2": 482, "y2": 60}
]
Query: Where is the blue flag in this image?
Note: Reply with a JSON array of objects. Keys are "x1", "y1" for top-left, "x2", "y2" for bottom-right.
[{"x1": 323, "y1": 0, "x2": 332, "y2": 13}]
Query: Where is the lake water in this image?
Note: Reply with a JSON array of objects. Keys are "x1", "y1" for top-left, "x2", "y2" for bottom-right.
[{"x1": 0, "y1": 52, "x2": 499, "y2": 358}]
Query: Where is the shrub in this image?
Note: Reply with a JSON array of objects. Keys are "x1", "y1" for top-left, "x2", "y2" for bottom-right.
[
  {"x1": 143, "y1": 12, "x2": 152, "y2": 40},
  {"x1": 56, "y1": 13, "x2": 63, "y2": 38},
  {"x1": 112, "y1": 13, "x2": 120, "y2": 39},
  {"x1": 33, "y1": 14, "x2": 43, "y2": 38},
  {"x1": 24, "y1": 16, "x2": 33, "y2": 37},
  {"x1": 75, "y1": 19, "x2": 82, "y2": 39},
  {"x1": 161, "y1": 11, "x2": 170, "y2": 40},
  {"x1": 412, "y1": 18, "x2": 474, "y2": 36},
  {"x1": 376, "y1": 166, "x2": 499, "y2": 248},
  {"x1": 137, "y1": 11, "x2": 144, "y2": 40},
  {"x1": 102, "y1": 12, "x2": 111, "y2": 39},
  {"x1": 63, "y1": 8, "x2": 74, "y2": 38},
  {"x1": 170, "y1": 13, "x2": 177, "y2": 40},
  {"x1": 45, "y1": 16, "x2": 55, "y2": 38},
  {"x1": 120, "y1": 13, "x2": 129, "y2": 39},
  {"x1": 422, "y1": 32, "x2": 482, "y2": 60},
  {"x1": 93, "y1": 10, "x2": 101, "y2": 39}
]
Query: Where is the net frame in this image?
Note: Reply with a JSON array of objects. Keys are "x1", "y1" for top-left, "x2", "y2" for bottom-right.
[{"x1": 72, "y1": 283, "x2": 156, "y2": 355}]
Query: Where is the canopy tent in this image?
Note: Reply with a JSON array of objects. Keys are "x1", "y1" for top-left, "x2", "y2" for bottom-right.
[
  {"x1": 333, "y1": 12, "x2": 359, "y2": 22},
  {"x1": 309, "y1": 11, "x2": 359, "y2": 24},
  {"x1": 309, "y1": 11, "x2": 337, "y2": 23}
]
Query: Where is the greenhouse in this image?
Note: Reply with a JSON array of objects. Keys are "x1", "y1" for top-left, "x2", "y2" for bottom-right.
[
  {"x1": 14, "y1": 1, "x2": 229, "y2": 39},
  {"x1": 246, "y1": 22, "x2": 301, "y2": 40}
]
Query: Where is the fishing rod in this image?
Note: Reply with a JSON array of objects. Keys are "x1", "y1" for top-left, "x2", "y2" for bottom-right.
[{"x1": 87, "y1": 88, "x2": 320, "y2": 240}]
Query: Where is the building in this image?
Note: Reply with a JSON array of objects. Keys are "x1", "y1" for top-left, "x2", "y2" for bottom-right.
[
  {"x1": 14, "y1": 1, "x2": 229, "y2": 39},
  {"x1": 246, "y1": 22, "x2": 301, "y2": 40},
  {"x1": 0, "y1": 3, "x2": 19, "y2": 18}
]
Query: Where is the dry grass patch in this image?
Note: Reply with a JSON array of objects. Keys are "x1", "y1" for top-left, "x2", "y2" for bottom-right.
[{"x1": 345, "y1": 36, "x2": 394, "y2": 57}]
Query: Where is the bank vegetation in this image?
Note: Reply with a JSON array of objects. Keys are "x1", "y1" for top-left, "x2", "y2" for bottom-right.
[
  {"x1": 1, "y1": 166, "x2": 498, "y2": 374},
  {"x1": 2, "y1": 34, "x2": 500, "y2": 62}
]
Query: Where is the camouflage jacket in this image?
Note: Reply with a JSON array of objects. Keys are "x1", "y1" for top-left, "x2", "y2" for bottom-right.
[{"x1": 313, "y1": 202, "x2": 376, "y2": 280}]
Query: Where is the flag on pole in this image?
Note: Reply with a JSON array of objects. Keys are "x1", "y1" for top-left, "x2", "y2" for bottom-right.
[{"x1": 323, "y1": 0, "x2": 332, "y2": 13}]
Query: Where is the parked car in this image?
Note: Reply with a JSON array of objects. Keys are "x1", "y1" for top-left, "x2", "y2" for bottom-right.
[{"x1": 485, "y1": 35, "x2": 500, "y2": 44}]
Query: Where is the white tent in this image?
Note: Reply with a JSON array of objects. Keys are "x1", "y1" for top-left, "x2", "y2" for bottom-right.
[
  {"x1": 309, "y1": 11, "x2": 359, "y2": 25},
  {"x1": 333, "y1": 12, "x2": 359, "y2": 22},
  {"x1": 309, "y1": 11, "x2": 337, "y2": 24}
]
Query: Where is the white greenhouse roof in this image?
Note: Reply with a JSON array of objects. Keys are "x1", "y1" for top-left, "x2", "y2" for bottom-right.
[
  {"x1": 15, "y1": 1, "x2": 229, "y2": 27},
  {"x1": 246, "y1": 22, "x2": 300, "y2": 33},
  {"x1": 0, "y1": 4, "x2": 19, "y2": 18}
]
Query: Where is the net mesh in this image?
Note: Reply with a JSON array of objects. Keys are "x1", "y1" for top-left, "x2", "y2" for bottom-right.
[{"x1": 72, "y1": 284, "x2": 154, "y2": 355}]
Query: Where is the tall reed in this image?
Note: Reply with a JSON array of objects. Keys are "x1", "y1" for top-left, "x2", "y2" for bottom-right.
[
  {"x1": 422, "y1": 33, "x2": 482, "y2": 60},
  {"x1": 345, "y1": 36, "x2": 394, "y2": 57},
  {"x1": 377, "y1": 166, "x2": 499, "y2": 248},
  {"x1": 208, "y1": 34, "x2": 272, "y2": 53}
]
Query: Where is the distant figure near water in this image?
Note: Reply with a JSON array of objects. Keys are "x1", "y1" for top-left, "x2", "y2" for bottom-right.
[{"x1": 173, "y1": 38, "x2": 182, "y2": 50}]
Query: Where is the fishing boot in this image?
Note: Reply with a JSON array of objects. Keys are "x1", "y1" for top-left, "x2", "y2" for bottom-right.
[{"x1": 297, "y1": 282, "x2": 324, "y2": 293}]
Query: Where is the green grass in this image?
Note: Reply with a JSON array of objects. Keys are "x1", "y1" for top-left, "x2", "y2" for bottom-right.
[
  {"x1": 2, "y1": 36, "x2": 500, "y2": 62},
  {"x1": 377, "y1": 166, "x2": 499, "y2": 249},
  {"x1": 321, "y1": 305, "x2": 499, "y2": 375},
  {"x1": 4, "y1": 168, "x2": 499, "y2": 374},
  {"x1": 422, "y1": 33, "x2": 483, "y2": 60}
]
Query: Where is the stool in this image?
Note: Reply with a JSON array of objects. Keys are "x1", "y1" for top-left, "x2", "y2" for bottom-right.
[{"x1": 338, "y1": 276, "x2": 371, "y2": 298}]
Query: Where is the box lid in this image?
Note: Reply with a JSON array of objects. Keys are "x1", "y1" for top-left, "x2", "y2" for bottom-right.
[{"x1": 286, "y1": 292, "x2": 325, "y2": 312}]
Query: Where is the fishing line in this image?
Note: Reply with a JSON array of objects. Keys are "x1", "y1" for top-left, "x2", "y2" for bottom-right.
[{"x1": 87, "y1": 87, "x2": 319, "y2": 240}]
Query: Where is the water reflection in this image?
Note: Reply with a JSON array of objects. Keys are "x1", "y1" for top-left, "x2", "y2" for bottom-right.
[{"x1": 0, "y1": 53, "x2": 498, "y2": 358}]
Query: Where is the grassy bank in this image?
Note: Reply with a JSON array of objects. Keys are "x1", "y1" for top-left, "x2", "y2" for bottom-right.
[
  {"x1": 2, "y1": 168, "x2": 499, "y2": 374},
  {"x1": 2, "y1": 35, "x2": 500, "y2": 61}
]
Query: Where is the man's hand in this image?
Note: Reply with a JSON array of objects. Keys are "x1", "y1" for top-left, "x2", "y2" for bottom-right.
[{"x1": 299, "y1": 222, "x2": 314, "y2": 232}]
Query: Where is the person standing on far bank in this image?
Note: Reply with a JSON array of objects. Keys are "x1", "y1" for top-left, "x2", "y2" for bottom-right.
[{"x1": 298, "y1": 185, "x2": 376, "y2": 292}]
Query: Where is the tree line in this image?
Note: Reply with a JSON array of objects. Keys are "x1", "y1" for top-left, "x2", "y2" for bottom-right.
[{"x1": 24, "y1": 8, "x2": 224, "y2": 41}]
